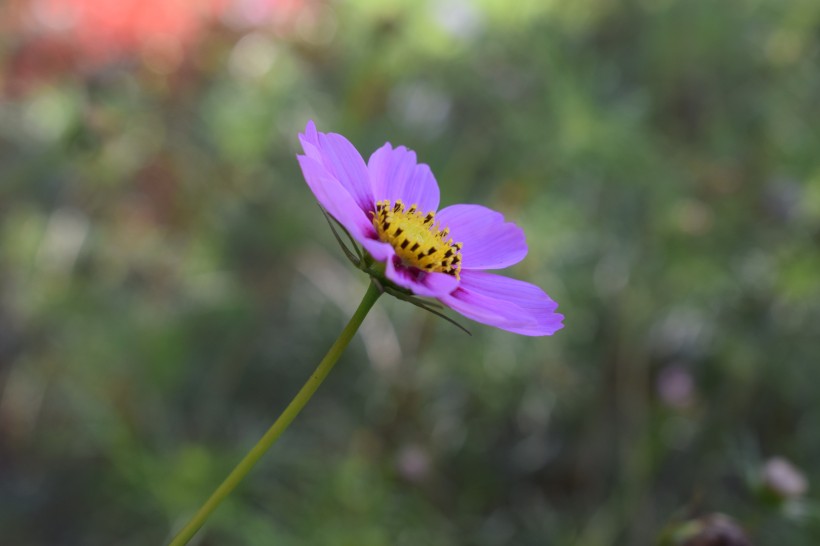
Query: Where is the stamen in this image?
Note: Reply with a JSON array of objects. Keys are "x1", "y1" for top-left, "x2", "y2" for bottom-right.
[{"x1": 371, "y1": 199, "x2": 462, "y2": 278}]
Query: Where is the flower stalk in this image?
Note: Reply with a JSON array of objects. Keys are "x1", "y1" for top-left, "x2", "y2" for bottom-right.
[{"x1": 168, "y1": 281, "x2": 382, "y2": 546}]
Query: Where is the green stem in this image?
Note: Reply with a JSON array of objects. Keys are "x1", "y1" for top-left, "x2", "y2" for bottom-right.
[{"x1": 168, "y1": 282, "x2": 382, "y2": 546}]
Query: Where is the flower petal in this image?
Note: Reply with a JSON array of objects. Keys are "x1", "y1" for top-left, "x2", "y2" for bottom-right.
[
  {"x1": 435, "y1": 204, "x2": 528, "y2": 270},
  {"x1": 360, "y1": 238, "x2": 395, "y2": 262},
  {"x1": 368, "y1": 143, "x2": 440, "y2": 213},
  {"x1": 298, "y1": 119, "x2": 322, "y2": 162},
  {"x1": 385, "y1": 257, "x2": 460, "y2": 298},
  {"x1": 297, "y1": 154, "x2": 376, "y2": 246},
  {"x1": 439, "y1": 271, "x2": 563, "y2": 336},
  {"x1": 299, "y1": 121, "x2": 374, "y2": 214}
]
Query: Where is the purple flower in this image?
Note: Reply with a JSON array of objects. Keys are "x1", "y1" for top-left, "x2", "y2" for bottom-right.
[{"x1": 297, "y1": 121, "x2": 563, "y2": 336}]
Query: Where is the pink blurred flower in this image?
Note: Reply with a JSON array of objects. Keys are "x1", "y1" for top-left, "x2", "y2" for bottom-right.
[
  {"x1": 5, "y1": 0, "x2": 311, "y2": 89},
  {"x1": 762, "y1": 457, "x2": 808, "y2": 500},
  {"x1": 656, "y1": 365, "x2": 695, "y2": 409},
  {"x1": 30, "y1": 0, "x2": 222, "y2": 66}
]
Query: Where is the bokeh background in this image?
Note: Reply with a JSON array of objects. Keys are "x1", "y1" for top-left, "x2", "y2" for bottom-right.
[{"x1": 2, "y1": 0, "x2": 820, "y2": 544}]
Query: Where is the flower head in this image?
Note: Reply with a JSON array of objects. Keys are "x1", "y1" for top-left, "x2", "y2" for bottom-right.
[{"x1": 297, "y1": 120, "x2": 563, "y2": 336}]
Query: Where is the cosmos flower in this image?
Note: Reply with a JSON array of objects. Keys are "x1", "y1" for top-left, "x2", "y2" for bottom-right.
[{"x1": 297, "y1": 121, "x2": 563, "y2": 336}]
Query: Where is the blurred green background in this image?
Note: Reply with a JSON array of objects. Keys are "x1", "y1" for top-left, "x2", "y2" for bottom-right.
[{"x1": 2, "y1": 0, "x2": 820, "y2": 544}]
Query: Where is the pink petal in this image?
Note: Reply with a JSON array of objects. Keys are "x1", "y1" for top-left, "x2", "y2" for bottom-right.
[
  {"x1": 298, "y1": 120, "x2": 322, "y2": 161},
  {"x1": 439, "y1": 271, "x2": 563, "y2": 336},
  {"x1": 385, "y1": 257, "x2": 460, "y2": 298},
  {"x1": 298, "y1": 121, "x2": 374, "y2": 214},
  {"x1": 435, "y1": 204, "x2": 527, "y2": 270},
  {"x1": 368, "y1": 143, "x2": 440, "y2": 213},
  {"x1": 297, "y1": 154, "x2": 376, "y2": 246},
  {"x1": 360, "y1": 238, "x2": 395, "y2": 262}
]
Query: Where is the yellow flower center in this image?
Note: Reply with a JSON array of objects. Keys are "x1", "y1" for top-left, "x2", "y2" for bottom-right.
[{"x1": 372, "y1": 199, "x2": 462, "y2": 279}]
